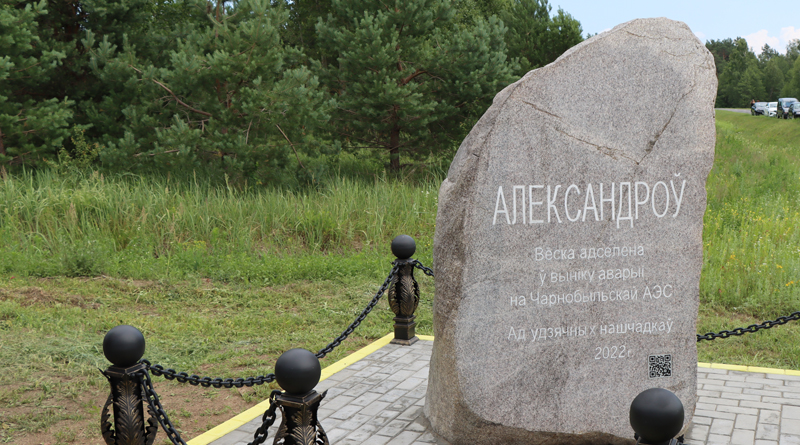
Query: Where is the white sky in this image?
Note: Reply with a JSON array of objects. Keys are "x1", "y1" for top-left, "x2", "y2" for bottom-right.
[{"x1": 552, "y1": 1, "x2": 800, "y2": 55}]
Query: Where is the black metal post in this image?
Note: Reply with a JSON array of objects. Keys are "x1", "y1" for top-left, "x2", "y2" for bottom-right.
[
  {"x1": 630, "y1": 388, "x2": 685, "y2": 445},
  {"x1": 273, "y1": 348, "x2": 329, "y2": 445},
  {"x1": 100, "y1": 325, "x2": 156, "y2": 445},
  {"x1": 388, "y1": 235, "x2": 420, "y2": 345}
]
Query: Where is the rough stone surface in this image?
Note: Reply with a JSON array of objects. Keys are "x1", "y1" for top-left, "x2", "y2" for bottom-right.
[{"x1": 425, "y1": 18, "x2": 717, "y2": 445}]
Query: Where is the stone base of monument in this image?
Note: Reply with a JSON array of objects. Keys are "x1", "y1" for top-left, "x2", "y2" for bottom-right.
[
  {"x1": 421, "y1": 413, "x2": 635, "y2": 445},
  {"x1": 390, "y1": 316, "x2": 418, "y2": 345}
]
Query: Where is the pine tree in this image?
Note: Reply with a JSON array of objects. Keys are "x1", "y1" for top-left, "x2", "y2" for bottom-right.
[
  {"x1": 501, "y1": 0, "x2": 583, "y2": 76},
  {"x1": 85, "y1": 0, "x2": 330, "y2": 184},
  {"x1": 316, "y1": 0, "x2": 517, "y2": 170},
  {"x1": 716, "y1": 38, "x2": 756, "y2": 107},
  {"x1": 0, "y1": 0, "x2": 73, "y2": 165}
]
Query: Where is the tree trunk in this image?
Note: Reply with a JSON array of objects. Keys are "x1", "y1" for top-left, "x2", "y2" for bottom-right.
[{"x1": 389, "y1": 125, "x2": 400, "y2": 170}]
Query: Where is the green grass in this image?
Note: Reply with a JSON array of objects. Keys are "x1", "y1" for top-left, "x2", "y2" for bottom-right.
[
  {"x1": 0, "y1": 170, "x2": 438, "y2": 281},
  {"x1": 2, "y1": 111, "x2": 800, "y2": 442},
  {"x1": 697, "y1": 111, "x2": 800, "y2": 369}
]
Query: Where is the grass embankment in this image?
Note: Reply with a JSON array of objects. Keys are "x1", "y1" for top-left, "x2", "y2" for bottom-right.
[
  {"x1": 2, "y1": 111, "x2": 800, "y2": 443},
  {"x1": 699, "y1": 111, "x2": 800, "y2": 366}
]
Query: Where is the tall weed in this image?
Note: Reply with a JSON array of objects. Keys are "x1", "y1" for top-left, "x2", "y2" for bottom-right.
[{"x1": 0, "y1": 169, "x2": 439, "y2": 283}]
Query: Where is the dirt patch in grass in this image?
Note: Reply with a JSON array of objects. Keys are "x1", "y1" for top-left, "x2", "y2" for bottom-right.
[
  {"x1": 0, "y1": 374, "x2": 274, "y2": 444},
  {"x1": 0, "y1": 286, "x2": 102, "y2": 309}
]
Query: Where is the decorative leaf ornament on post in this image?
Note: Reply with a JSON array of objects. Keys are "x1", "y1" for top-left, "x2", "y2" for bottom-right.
[
  {"x1": 101, "y1": 325, "x2": 157, "y2": 445},
  {"x1": 388, "y1": 235, "x2": 421, "y2": 345},
  {"x1": 272, "y1": 348, "x2": 329, "y2": 445}
]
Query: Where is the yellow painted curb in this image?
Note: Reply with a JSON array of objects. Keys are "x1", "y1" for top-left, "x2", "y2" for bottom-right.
[
  {"x1": 188, "y1": 333, "x2": 411, "y2": 445},
  {"x1": 418, "y1": 335, "x2": 435, "y2": 341},
  {"x1": 698, "y1": 362, "x2": 800, "y2": 375}
]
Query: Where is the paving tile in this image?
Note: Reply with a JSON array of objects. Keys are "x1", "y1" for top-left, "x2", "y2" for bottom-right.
[
  {"x1": 351, "y1": 391, "x2": 383, "y2": 407},
  {"x1": 783, "y1": 421, "x2": 800, "y2": 435},
  {"x1": 379, "y1": 389, "x2": 410, "y2": 403},
  {"x1": 691, "y1": 416, "x2": 712, "y2": 425},
  {"x1": 764, "y1": 396, "x2": 800, "y2": 406},
  {"x1": 694, "y1": 409, "x2": 737, "y2": 421},
  {"x1": 695, "y1": 401, "x2": 717, "y2": 411},
  {"x1": 697, "y1": 389, "x2": 722, "y2": 397},
  {"x1": 717, "y1": 405, "x2": 760, "y2": 416},
  {"x1": 386, "y1": 431, "x2": 421, "y2": 445},
  {"x1": 359, "y1": 400, "x2": 392, "y2": 416},
  {"x1": 721, "y1": 392, "x2": 763, "y2": 402},
  {"x1": 395, "y1": 377, "x2": 426, "y2": 391},
  {"x1": 709, "y1": 418, "x2": 735, "y2": 435},
  {"x1": 785, "y1": 406, "x2": 800, "y2": 420},
  {"x1": 780, "y1": 434, "x2": 800, "y2": 445},
  {"x1": 735, "y1": 414, "x2": 758, "y2": 430},
  {"x1": 707, "y1": 433, "x2": 733, "y2": 444},
  {"x1": 325, "y1": 428, "x2": 352, "y2": 443},
  {"x1": 336, "y1": 413, "x2": 373, "y2": 431},
  {"x1": 723, "y1": 381, "x2": 760, "y2": 389},
  {"x1": 414, "y1": 432, "x2": 438, "y2": 443},
  {"x1": 684, "y1": 423, "x2": 708, "y2": 441},
  {"x1": 760, "y1": 410, "x2": 782, "y2": 424},
  {"x1": 749, "y1": 402, "x2": 785, "y2": 411},
  {"x1": 376, "y1": 419, "x2": 412, "y2": 437},
  {"x1": 209, "y1": 430, "x2": 252, "y2": 445},
  {"x1": 731, "y1": 428, "x2": 756, "y2": 445},
  {"x1": 712, "y1": 397, "x2": 741, "y2": 407},
  {"x1": 342, "y1": 422, "x2": 380, "y2": 440},
  {"x1": 757, "y1": 423, "x2": 780, "y2": 441},
  {"x1": 324, "y1": 395, "x2": 356, "y2": 411},
  {"x1": 351, "y1": 434, "x2": 391, "y2": 445},
  {"x1": 329, "y1": 403, "x2": 364, "y2": 420}
]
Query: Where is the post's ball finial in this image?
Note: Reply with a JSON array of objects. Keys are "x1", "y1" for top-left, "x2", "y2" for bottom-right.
[
  {"x1": 103, "y1": 325, "x2": 146, "y2": 367},
  {"x1": 275, "y1": 348, "x2": 321, "y2": 395},
  {"x1": 391, "y1": 235, "x2": 416, "y2": 259},
  {"x1": 630, "y1": 387, "x2": 684, "y2": 444}
]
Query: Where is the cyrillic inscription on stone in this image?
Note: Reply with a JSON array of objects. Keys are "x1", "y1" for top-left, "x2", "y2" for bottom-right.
[{"x1": 425, "y1": 18, "x2": 716, "y2": 445}]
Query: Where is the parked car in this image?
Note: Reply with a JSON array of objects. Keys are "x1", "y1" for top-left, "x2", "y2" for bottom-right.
[
  {"x1": 767, "y1": 102, "x2": 778, "y2": 117},
  {"x1": 790, "y1": 102, "x2": 800, "y2": 119},
  {"x1": 777, "y1": 98, "x2": 798, "y2": 119},
  {"x1": 751, "y1": 102, "x2": 768, "y2": 115}
]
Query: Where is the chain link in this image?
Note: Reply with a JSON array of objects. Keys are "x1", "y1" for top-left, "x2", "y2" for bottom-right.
[
  {"x1": 246, "y1": 390, "x2": 282, "y2": 445},
  {"x1": 411, "y1": 260, "x2": 435, "y2": 277},
  {"x1": 142, "y1": 360, "x2": 275, "y2": 388},
  {"x1": 139, "y1": 260, "x2": 432, "y2": 392},
  {"x1": 140, "y1": 368, "x2": 188, "y2": 445},
  {"x1": 315, "y1": 265, "x2": 399, "y2": 358},
  {"x1": 697, "y1": 311, "x2": 800, "y2": 342}
]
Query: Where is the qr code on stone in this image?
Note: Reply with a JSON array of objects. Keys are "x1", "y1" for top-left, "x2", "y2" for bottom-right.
[{"x1": 648, "y1": 354, "x2": 672, "y2": 378}]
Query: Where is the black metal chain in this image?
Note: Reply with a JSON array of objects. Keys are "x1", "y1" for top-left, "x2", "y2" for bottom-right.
[
  {"x1": 140, "y1": 368, "x2": 188, "y2": 445},
  {"x1": 139, "y1": 260, "x2": 432, "y2": 386},
  {"x1": 142, "y1": 359, "x2": 276, "y2": 388},
  {"x1": 247, "y1": 390, "x2": 282, "y2": 445},
  {"x1": 315, "y1": 265, "x2": 399, "y2": 358},
  {"x1": 411, "y1": 260, "x2": 435, "y2": 277},
  {"x1": 697, "y1": 311, "x2": 800, "y2": 342}
]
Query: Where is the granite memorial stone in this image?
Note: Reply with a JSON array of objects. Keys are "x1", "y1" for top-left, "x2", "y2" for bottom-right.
[{"x1": 424, "y1": 18, "x2": 717, "y2": 444}]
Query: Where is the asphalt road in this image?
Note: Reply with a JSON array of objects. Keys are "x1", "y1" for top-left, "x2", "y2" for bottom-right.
[{"x1": 716, "y1": 108, "x2": 750, "y2": 114}]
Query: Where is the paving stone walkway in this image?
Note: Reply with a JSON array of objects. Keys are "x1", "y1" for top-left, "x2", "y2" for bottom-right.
[{"x1": 207, "y1": 339, "x2": 800, "y2": 445}]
